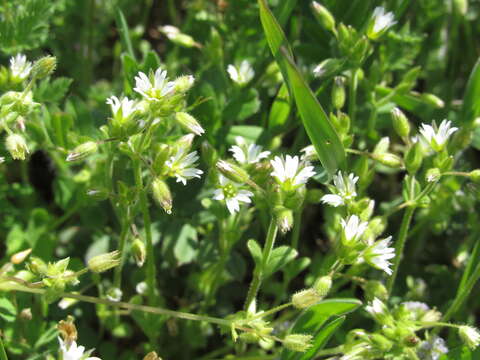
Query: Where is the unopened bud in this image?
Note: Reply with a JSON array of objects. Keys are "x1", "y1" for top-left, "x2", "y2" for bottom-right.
[
  {"x1": 144, "y1": 351, "x2": 162, "y2": 360},
  {"x1": 20, "y1": 308, "x2": 32, "y2": 321},
  {"x1": 426, "y1": 168, "x2": 441, "y2": 182},
  {"x1": 469, "y1": 169, "x2": 480, "y2": 183},
  {"x1": 313, "y1": 275, "x2": 332, "y2": 297},
  {"x1": 106, "y1": 287, "x2": 123, "y2": 302},
  {"x1": 274, "y1": 206, "x2": 294, "y2": 233},
  {"x1": 313, "y1": 58, "x2": 342, "y2": 78},
  {"x1": 87, "y1": 250, "x2": 121, "y2": 273},
  {"x1": 152, "y1": 178, "x2": 172, "y2": 214},
  {"x1": 160, "y1": 25, "x2": 198, "y2": 48},
  {"x1": 292, "y1": 288, "x2": 322, "y2": 309},
  {"x1": 86, "y1": 188, "x2": 109, "y2": 201},
  {"x1": 311, "y1": 2, "x2": 335, "y2": 32},
  {"x1": 201, "y1": 141, "x2": 218, "y2": 167},
  {"x1": 131, "y1": 238, "x2": 146, "y2": 267},
  {"x1": 216, "y1": 160, "x2": 250, "y2": 183},
  {"x1": 175, "y1": 112, "x2": 205, "y2": 136},
  {"x1": 177, "y1": 134, "x2": 195, "y2": 151},
  {"x1": 6, "y1": 133, "x2": 29, "y2": 160},
  {"x1": 420, "y1": 93, "x2": 444, "y2": 108},
  {"x1": 372, "y1": 153, "x2": 403, "y2": 168},
  {"x1": 363, "y1": 280, "x2": 388, "y2": 302},
  {"x1": 283, "y1": 334, "x2": 313, "y2": 352},
  {"x1": 371, "y1": 334, "x2": 393, "y2": 351},
  {"x1": 66, "y1": 141, "x2": 98, "y2": 162},
  {"x1": 332, "y1": 76, "x2": 346, "y2": 110},
  {"x1": 405, "y1": 142, "x2": 423, "y2": 174},
  {"x1": 391, "y1": 107, "x2": 410, "y2": 138},
  {"x1": 174, "y1": 75, "x2": 195, "y2": 93},
  {"x1": 11, "y1": 248, "x2": 32, "y2": 264},
  {"x1": 27, "y1": 257, "x2": 47, "y2": 275},
  {"x1": 458, "y1": 326, "x2": 480, "y2": 350},
  {"x1": 373, "y1": 137, "x2": 390, "y2": 155},
  {"x1": 31, "y1": 56, "x2": 57, "y2": 79}
]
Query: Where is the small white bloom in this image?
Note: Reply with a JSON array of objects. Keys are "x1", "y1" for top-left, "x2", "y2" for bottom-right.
[
  {"x1": 417, "y1": 336, "x2": 449, "y2": 360},
  {"x1": 227, "y1": 60, "x2": 254, "y2": 86},
  {"x1": 160, "y1": 25, "x2": 180, "y2": 39},
  {"x1": 58, "y1": 337, "x2": 101, "y2": 360},
  {"x1": 340, "y1": 215, "x2": 368, "y2": 245},
  {"x1": 134, "y1": 68, "x2": 176, "y2": 101},
  {"x1": 136, "y1": 281, "x2": 148, "y2": 295},
  {"x1": 106, "y1": 95, "x2": 138, "y2": 120},
  {"x1": 10, "y1": 54, "x2": 32, "y2": 80},
  {"x1": 229, "y1": 136, "x2": 270, "y2": 164},
  {"x1": 364, "y1": 236, "x2": 395, "y2": 275},
  {"x1": 459, "y1": 326, "x2": 480, "y2": 350},
  {"x1": 365, "y1": 297, "x2": 387, "y2": 316},
  {"x1": 369, "y1": 7, "x2": 396, "y2": 38},
  {"x1": 106, "y1": 287, "x2": 122, "y2": 302},
  {"x1": 0, "y1": 157, "x2": 4, "y2": 164},
  {"x1": 419, "y1": 120, "x2": 458, "y2": 152},
  {"x1": 213, "y1": 175, "x2": 253, "y2": 214},
  {"x1": 165, "y1": 148, "x2": 203, "y2": 185},
  {"x1": 321, "y1": 171, "x2": 358, "y2": 207},
  {"x1": 270, "y1": 155, "x2": 316, "y2": 189}
]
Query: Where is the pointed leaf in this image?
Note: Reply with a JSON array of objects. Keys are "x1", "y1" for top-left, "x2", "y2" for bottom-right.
[
  {"x1": 299, "y1": 316, "x2": 346, "y2": 360},
  {"x1": 247, "y1": 239, "x2": 262, "y2": 265},
  {"x1": 460, "y1": 57, "x2": 480, "y2": 126},
  {"x1": 265, "y1": 245, "x2": 298, "y2": 277}
]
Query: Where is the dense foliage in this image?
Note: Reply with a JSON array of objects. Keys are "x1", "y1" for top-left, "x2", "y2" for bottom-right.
[{"x1": 1, "y1": 0, "x2": 480, "y2": 359}]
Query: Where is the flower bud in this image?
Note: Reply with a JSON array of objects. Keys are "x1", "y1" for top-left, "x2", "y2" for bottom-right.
[
  {"x1": 175, "y1": 112, "x2": 205, "y2": 136},
  {"x1": 31, "y1": 56, "x2": 57, "y2": 79},
  {"x1": 152, "y1": 178, "x2": 172, "y2": 214},
  {"x1": 391, "y1": 107, "x2": 410, "y2": 138},
  {"x1": 283, "y1": 334, "x2": 313, "y2": 352},
  {"x1": 216, "y1": 160, "x2": 250, "y2": 184},
  {"x1": 372, "y1": 153, "x2": 403, "y2": 168},
  {"x1": 159, "y1": 25, "x2": 198, "y2": 48},
  {"x1": 174, "y1": 75, "x2": 195, "y2": 93},
  {"x1": 292, "y1": 288, "x2": 322, "y2": 309},
  {"x1": 86, "y1": 188, "x2": 109, "y2": 201},
  {"x1": 311, "y1": 2, "x2": 335, "y2": 32},
  {"x1": 10, "y1": 248, "x2": 32, "y2": 264},
  {"x1": 313, "y1": 275, "x2": 332, "y2": 297},
  {"x1": 106, "y1": 287, "x2": 123, "y2": 302},
  {"x1": 313, "y1": 58, "x2": 342, "y2": 78},
  {"x1": 405, "y1": 142, "x2": 423, "y2": 174},
  {"x1": 274, "y1": 206, "x2": 294, "y2": 233},
  {"x1": 131, "y1": 238, "x2": 146, "y2": 267},
  {"x1": 144, "y1": 351, "x2": 162, "y2": 360},
  {"x1": 87, "y1": 250, "x2": 121, "y2": 273},
  {"x1": 469, "y1": 169, "x2": 480, "y2": 183},
  {"x1": 373, "y1": 137, "x2": 390, "y2": 155},
  {"x1": 6, "y1": 133, "x2": 29, "y2": 160},
  {"x1": 458, "y1": 326, "x2": 480, "y2": 350},
  {"x1": 371, "y1": 334, "x2": 393, "y2": 352},
  {"x1": 177, "y1": 134, "x2": 195, "y2": 151},
  {"x1": 332, "y1": 76, "x2": 346, "y2": 110},
  {"x1": 27, "y1": 256, "x2": 48, "y2": 275},
  {"x1": 426, "y1": 168, "x2": 441, "y2": 182},
  {"x1": 420, "y1": 93, "x2": 444, "y2": 108},
  {"x1": 66, "y1": 141, "x2": 98, "y2": 162},
  {"x1": 19, "y1": 308, "x2": 32, "y2": 321},
  {"x1": 363, "y1": 280, "x2": 388, "y2": 302}
]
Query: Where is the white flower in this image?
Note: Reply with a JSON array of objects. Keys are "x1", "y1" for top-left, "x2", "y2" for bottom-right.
[
  {"x1": 417, "y1": 336, "x2": 449, "y2": 360},
  {"x1": 419, "y1": 120, "x2": 458, "y2": 152},
  {"x1": 213, "y1": 175, "x2": 253, "y2": 214},
  {"x1": 0, "y1": 157, "x2": 4, "y2": 164},
  {"x1": 459, "y1": 326, "x2": 480, "y2": 350},
  {"x1": 363, "y1": 236, "x2": 395, "y2": 275},
  {"x1": 10, "y1": 54, "x2": 32, "y2": 80},
  {"x1": 369, "y1": 7, "x2": 396, "y2": 38},
  {"x1": 270, "y1": 155, "x2": 316, "y2": 189},
  {"x1": 227, "y1": 60, "x2": 254, "y2": 86},
  {"x1": 165, "y1": 148, "x2": 203, "y2": 185},
  {"x1": 365, "y1": 298, "x2": 388, "y2": 317},
  {"x1": 340, "y1": 215, "x2": 368, "y2": 245},
  {"x1": 134, "y1": 68, "x2": 176, "y2": 101},
  {"x1": 229, "y1": 136, "x2": 270, "y2": 164},
  {"x1": 58, "y1": 337, "x2": 101, "y2": 360},
  {"x1": 106, "y1": 95, "x2": 138, "y2": 119},
  {"x1": 321, "y1": 171, "x2": 358, "y2": 207}
]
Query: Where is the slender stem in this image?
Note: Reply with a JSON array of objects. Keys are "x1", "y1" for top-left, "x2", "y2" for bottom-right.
[
  {"x1": 387, "y1": 206, "x2": 415, "y2": 293},
  {"x1": 134, "y1": 158, "x2": 157, "y2": 305},
  {"x1": 349, "y1": 68, "x2": 358, "y2": 123},
  {"x1": 291, "y1": 209, "x2": 302, "y2": 249},
  {"x1": 442, "y1": 261, "x2": 480, "y2": 322},
  {"x1": 0, "y1": 335, "x2": 8, "y2": 360},
  {"x1": 113, "y1": 213, "x2": 130, "y2": 288},
  {"x1": 250, "y1": 302, "x2": 292, "y2": 321},
  {"x1": 244, "y1": 219, "x2": 278, "y2": 310}
]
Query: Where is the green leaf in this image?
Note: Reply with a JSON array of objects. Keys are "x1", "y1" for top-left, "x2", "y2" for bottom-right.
[
  {"x1": 268, "y1": 83, "x2": 291, "y2": 131},
  {"x1": 33, "y1": 323, "x2": 58, "y2": 349},
  {"x1": 258, "y1": 0, "x2": 345, "y2": 175},
  {"x1": 264, "y1": 245, "x2": 298, "y2": 277},
  {"x1": 440, "y1": 345, "x2": 480, "y2": 359},
  {"x1": 247, "y1": 239, "x2": 262, "y2": 265},
  {"x1": 174, "y1": 224, "x2": 198, "y2": 265},
  {"x1": 299, "y1": 316, "x2": 345, "y2": 360},
  {"x1": 34, "y1": 77, "x2": 73, "y2": 104},
  {"x1": 227, "y1": 125, "x2": 265, "y2": 143},
  {"x1": 460, "y1": 57, "x2": 480, "y2": 126},
  {"x1": 224, "y1": 88, "x2": 261, "y2": 122},
  {"x1": 115, "y1": 8, "x2": 136, "y2": 61},
  {"x1": 0, "y1": 297, "x2": 17, "y2": 322}
]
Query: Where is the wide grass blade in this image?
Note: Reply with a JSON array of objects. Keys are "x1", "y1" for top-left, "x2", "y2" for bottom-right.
[
  {"x1": 460, "y1": 57, "x2": 480, "y2": 126},
  {"x1": 115, "y1": 8, "x2": 136, "y2": 61},
  {"x1": 258, "y1": 0, "x2": 346, "y2": 175}
]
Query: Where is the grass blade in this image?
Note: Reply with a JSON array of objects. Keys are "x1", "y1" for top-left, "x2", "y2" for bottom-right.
[
  {"x1": 460, "y1": 57, "x2": 480, "y2": 126},
  {"x1": 115, "y1": 8, "x2": 136, "y2": 61},
  {"x1": 258, "y1": 0, "x2": 346, "y2": 175}
]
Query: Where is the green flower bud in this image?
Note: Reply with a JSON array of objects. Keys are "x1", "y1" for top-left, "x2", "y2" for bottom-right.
[
  {"x1": 372, "y1": 153, "x2": 403, "y2": 168},
  {"x1": 27, "y1": 257, "x2": 48, "y2": 276},
  {"x1": 363, "y1": 280, "x2": 388, "y2": 302},
  {"x1": 283, "y1": 334, "x2": 313, "y2": 352},
  {"x1": 86, "y1": 188, "x2": 110, "y2": 201},
  {"x1": 201, "y1": 141, "x2": 218, "y2": 168},
  {"x1": 371, "y1": 334, "x2": 393, "y2": 352},
  {"x1": 313, "y1": 275, "x2": 332, "y2": 297},
  {"x1": 131, "y1": 238, "x2": 146, "y2": 267},
  {"x1": 216, "y1": 160, "x2": 250, "y2": 184},
  {"x1": 332, "y1": 76, "x2": 346, "y2": 110},
  {"x1": 469, "y1": 169, "x2": 480, "y2": 183},
  {"x1": 106, "y1": 287, "x2": 123, "y2": 302},
  {"x1": 152, "y1": 178, "x2": 173, "y2": 214},
  {"x1": 159, "y1": 25, "x2": 198, "y2": 48},
  {"x1": 420, "y1": 93, "x2": 444, "y2": 108},
  {"x1": 373, "y1": 137, "x2": 390, "y2": 156},
  {"x1": 87, "y1": 251, "x2": 121, "y2": 273},
  {"x1": 10, "y1": 248, "x2": 32, "y2": 265},
  {"x1": 311, "y1": 2, "x2": 335, "y2": 32},
  {"x1": 66, "y1": 141, "x2": 98, "y2": 162},
  {"x1": 313, "y1": 58, "x2": 342, "y2": 79},
  {"x1": 143, "y1": 351, "x2": 162, "y2": 360},
  {"x1": 239, "y1": 331, "x2": 261, "y2": 344},
  {"x1": 6, "y1": 133, "x2": 29, "y2": 160},
  {"x1": 175, "y1": 112, "x2": 205, "y2": 136},
  {"x1": 274, "y1": 206, "x2": 294, "y2": 233},
  {"x1": 292, "y1": 288, "x2": 322, "y2": 309},
  {"x1": 426, "y1": 168, "x2": 441, "y2": 183},
  {"x1": 31, "y1": 56, "x2": 57, "y2": 79},
  {"x1": 458, "y1": 326, "x2": 480, "y2": 350},
  {"x1": 391, "y1": 107, "x2": 410, "y2": 138},
  {"x1": 174, "y1": 75, "x2": 195, "y2": 93},
  {"x1": 405, "y1": 142, "x2": 423, "y2": 174}
]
